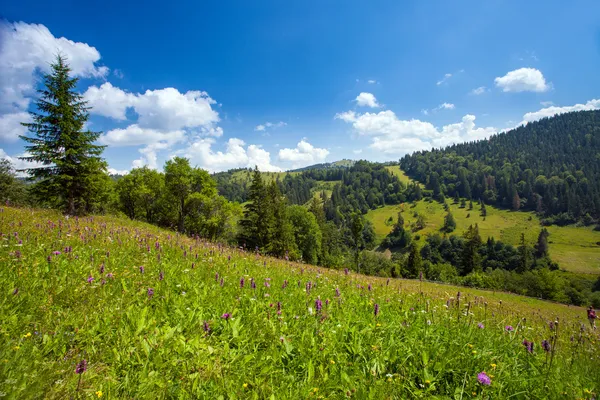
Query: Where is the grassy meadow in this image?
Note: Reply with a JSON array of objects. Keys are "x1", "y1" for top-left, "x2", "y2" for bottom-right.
[
  {"x1": 1, "y1": 206, "x2": 600, "y2": 399},
  {"x1": 367, "y1": 199, "x2": 600, "y2": 275}
]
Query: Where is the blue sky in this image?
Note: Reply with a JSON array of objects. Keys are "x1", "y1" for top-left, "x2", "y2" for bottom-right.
[{"x1": 1, "y1": 0, "x2": 599, "y2": 173}]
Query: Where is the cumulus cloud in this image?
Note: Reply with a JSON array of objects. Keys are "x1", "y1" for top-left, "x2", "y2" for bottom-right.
[
  {"x1": 355, "y1": 92, "x2": 380, "y2": 108},
  {"x1": 0, "y1": 112, "x2": 30, "y2": 142},
  {"x1": 494, "y1": 68, "x2": 550, "y2": 93},
  {"x1": 107, "y1": 167, "x2": 129, "y2": 176},
  {"x1": 519, "y1": 99, "x2": 600, "y2": 126},
  {"x1": 0, "y1": 21, "x2": 108, "y2": 114},
  {"x1": 0, "y1": 148, "x2": 44, "y2": 177},
  {"x1": 254, "y1": 121, "x2": 287, "y2": 131},
  {"x1": 470, "y1": 86, "x2": 488, "y2": 95},
  {"x1": 436, "y1": 103, "x2": 455, "y2": 110},
  {"x1": 367, "y1": 79, "x2": 378, "y2": 84},
  {"x1": 335, "y1": 109, "x2": 496, "y2": 156},
  {"x1": 184, "y1": 138, "x2": 282, "y2": 172},
  {"x1": 278, "y1": 140, "x2": 329, "y2": 168}
]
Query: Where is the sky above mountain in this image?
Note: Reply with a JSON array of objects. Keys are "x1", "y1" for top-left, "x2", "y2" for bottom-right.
[{"x1": 1, "y1": 0, "x2": 600, "y2": 174}]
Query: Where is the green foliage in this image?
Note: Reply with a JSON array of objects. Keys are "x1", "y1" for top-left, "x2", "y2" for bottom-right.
[
  {"x1": 443, "y1": 210, "x2": 456, "y2": 233},
  {"x1": 401, "y1": 110, "x2": 600, "y2": 222},
  {"x1": 0, "y1": 159, "x2": 28, "y2": 206},
  {"x1": 287, "y1": 205, "x2": 322, "y2": 264},
  {"x1": 19, "y1": 55, "x2": 107, "y2": 215}
]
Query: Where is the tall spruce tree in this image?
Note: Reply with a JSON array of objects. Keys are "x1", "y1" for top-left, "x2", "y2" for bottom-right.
[
  {"x1": 240, "y1": 167, "x2": 273, "y2": 251},
  {"x1": 20, "y1": 55, "x2": 106, "y2": 215}
]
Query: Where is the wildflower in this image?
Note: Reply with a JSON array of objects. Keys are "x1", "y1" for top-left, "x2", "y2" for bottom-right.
[
  {"x1": 522, "y1": 339, "x2": 534, "y2": 353},
  {"x1": 277, "y1": 302, "x2": 282, "y2": 311},
  {"x1": 240, "y1": 277, "x2": 245, "y2": 288},
  {"x1": 264, "y1": 280, "x2": 270, "y2": 288},
  {"x1": 315, "y1": 298, "x2": 322, "y2": 313},
  {"x1": 221, "y1": 313, "x2": 231, "y2": 320},
  {"x1": 477, "y1": 371, "x2": 491, "y2": 386},
  {"x1": 159, "y1": 271, "x2": 164, "y2": 281},
  {"x1": 374, "y1": 303, "x2": 380, "y2": 317},
  {"x1": 139, "y1": 266, "x2": 144, "y2": 274},
  {"x1": 477, "y1": 323, "x2": 484, "y2": 329},
  {"x1": 12, "y1": 288, "x2": 18, "y2": 296},
  {"x1": 505, "y1": 325, "x2": 514, "y2": 332},
  {"x1": 330, "y1": 360, "x2": 335, "y2": 364},
  {"x1": 52, "y1": 250, "x2": 61, "y2": 255},
  {"x1": 87, "y1": 275, "x2": 94, "y2": 283},
  {"x1": 106, "y1": 273, "x2": 114, "y2": 279},
  {"x1": 203, "y1": 321, "x2": 210, "y2": 333},
  {"x1": 75, "y1": 359, "x2": 87, "y2": 374},
  {"x1": 490, "y1": 363, "x2": 497, "y2": 369},
  {"x1": 541, "y1": 339, "x2": 551, "y2": 352},
  {"x1": 147, "y1": 288, "x2": 154, "y2": 298},
  {"x1": 24, "y1": 332, "x2": 31, "y2": 338},
  {"x1": 335, "y1": 287, "x2": 340, "y2": 297},
  {"x1": 368, "y1": 284, "x2": 372, "y2": 291},
  {"x1": 220, "y1": 278, "x2": 224, "y2": 287},
  {"x1": 344, "y1": 268, "x2": 349, "y2": 275},
  {"x1": 425, "y1": 380, "x2": 431, "y2": 384},
  {"x1": 96, "y1": 390, "x2": 103, "y2": 398},
  {"x1": 215, "y1": 272, "x2": 219, "y2": 282},
  {"x1": 243, "y1": 383, "x2": 248, "y2": 389}
]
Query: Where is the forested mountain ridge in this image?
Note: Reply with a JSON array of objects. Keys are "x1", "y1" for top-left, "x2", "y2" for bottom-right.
[{"x1": 400, "y1": 110, "x2": 600, "y2": 223}]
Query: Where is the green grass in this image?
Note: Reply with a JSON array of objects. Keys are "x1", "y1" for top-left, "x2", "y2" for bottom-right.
[
  {"x1": 1, "y1": 207, "x2": 599, "y2": 399},
  {"x1": 385, "y1": 165, "x2": 424, "y2": 187},
  {"x1": 367, "y1": 199, "x2": 600, "y2": 274}
]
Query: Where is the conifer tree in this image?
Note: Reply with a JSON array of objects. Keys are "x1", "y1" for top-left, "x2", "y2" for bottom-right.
[{"x1": 20, "y1": 55, "x2": 106, "y2": 215}]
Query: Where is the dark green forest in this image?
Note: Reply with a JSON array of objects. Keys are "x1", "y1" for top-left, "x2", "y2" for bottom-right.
[{"x1": 400, "y1": 111, "x2": 600, "y2": 225}]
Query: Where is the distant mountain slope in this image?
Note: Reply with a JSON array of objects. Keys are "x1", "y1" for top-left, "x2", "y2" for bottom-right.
[
  {"x1": 289, "y1": 159, "x2": 356, "y2": 172},
  {"x1": 400, "y1": 110, "x2": 600, "y2": 223}
]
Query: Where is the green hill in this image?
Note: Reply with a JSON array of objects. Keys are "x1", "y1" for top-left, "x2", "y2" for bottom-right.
[{"x1": 1, "y1": 207, "x2": 599, "y2": 398}]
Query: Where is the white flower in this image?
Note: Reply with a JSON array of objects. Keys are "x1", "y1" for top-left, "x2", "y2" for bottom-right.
[{"x1": 308, "y1": 307, "x2": 314, "y2": 315}]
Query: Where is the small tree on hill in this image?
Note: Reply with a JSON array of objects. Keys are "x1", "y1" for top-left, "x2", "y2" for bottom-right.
[
  {"x1": 20, "y1": 55, "x2": 106, "y2": 215},
  {"x1": 443, "y1": 210, "x2": 456, "y2": 233}
]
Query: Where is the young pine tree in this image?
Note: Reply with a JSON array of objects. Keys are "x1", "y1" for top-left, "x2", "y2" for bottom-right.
[{"x1": 20, "y1": 55, "x2": 106, "y2": 215}]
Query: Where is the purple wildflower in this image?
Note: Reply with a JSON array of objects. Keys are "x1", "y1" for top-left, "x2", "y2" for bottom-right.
[
  {"x1": 335, "y1": 287, "x2": 340, "y2": 297},
  {"x1": 139, "y1": 266, "x2": 145, "y2": 274},
  {"x1": 277, "y1": 302, "x2": 282, "y2": 311},
  {"x1": 87, "y1": 275, "x2": 94, "y2": 283},
  {"x1": 264, "y1": 280, "x2": 271, "y2": 288},
  {"x1": 106, "y1": 272, "x2": 114, "y2": 279},
  {"x1": 52, "y1": 251, "x2": 61, "y2": 256},
  {"x1": 541, "y1": 340, "x2": 551, "y2": 352},
  {"x1": 147, "y1": 288, "x2": 154, "y2": 298},
  {"x1": 220, "y1": 278, "x2": 224, "y2": 287},
  {"x1": 215, "y1": 272, "x2": 219, "y2": 282},
  {"x1": 240, "y1": 277, "x2": 245, "y2": 288},
  {"x1": 221, "y1": 313, "x2": 231, "y2": 320},
  {"x1": 374, "y1": 303, "x2": 380, "y2": 317},
  {"x1": 344, "y1": 268, "x2": 349, "y2": 275},
  {"x1": 368, "y1": 284, "x2": 372, "y2": 291},
  {"x1": 477, "y1": 322, "x2": 484, "y2": 329},
  {"x1": 251, "y1": 278, "x2": 256, "y2": 289},
  {"x1": 282, "y1": 280, "x2": 288, "y2": 289},
  {"x1": 522, "y1": 339, "x2": 534, "y2": 353},
  {"x1": 477, "y1": 372, "x2": 491, "y2": 386},
  {"x1": 159, "y1": 271, "x2": 164, "y2": 281},
  {"x1": 203, "y1": 321, "x2": 210, "y2": 333},
  {"x1": 99, "y1": 264, "x2": 105, "y2": 274},
  {"x1": 12, "y1": 287, "x2": 18, "y2": 296},
  {"x1": 315, "y1": 297, "x2": 322, "y2": 313},
  {"x1": 505, "y1": 325, "x2": 514, "y2": 332},
  {"x1": 325, "y1": 299, "x2": 329, "y2": 307},
  {"x1": 75, "y1": 359, "x2": 87, "y2": 374}
]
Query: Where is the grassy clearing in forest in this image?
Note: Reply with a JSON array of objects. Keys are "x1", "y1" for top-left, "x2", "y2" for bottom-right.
[
  {"x1": 366, "y1": 199, "x2": 600, "y2": 274},
  {"x1": 1, "y1": 207, "x2": 599, "y2": 399}
]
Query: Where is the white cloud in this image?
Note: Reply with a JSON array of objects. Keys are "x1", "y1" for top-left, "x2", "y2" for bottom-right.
[
  {"x1": 355, "y1": 92, "x2": 380, "y2": 108},
  {"x1": 0, "y1": 112, "x2": 30, "y2": 142},
  {"x1": 436, "y1": 73, "x2": 452, "y2": 86},
  {"x1": 494, "y1": 68, "x2": 550, "y2": 93},
  {"x1": 540, "y1": 101, "x2": 554, "y2": 107},
  {"x1": 113, "y1": 69, "x2": 124, "y2": 79},
  {"x1": 367, "y1": 80, "x2": 377, "y2": 84},
  {"x1": 107, "y1": 167, "x2": 129, "y2": 175},
  {"x1": 436, "y1": 103, "x2": 455, "y2": 110},
  {"x1": 254, "y1": 121, "x2": 286, "y2": 131},
  {"x1": 184, "y1": 138, "x2": 282, "y2": 172},
  {"x1": 0, "y1": 21, "x2": 108, "y2": 114},
  {"x1": 0, "y1": 148, "x2": 44, "y2": 177},
  {"x1": 421, "y1": 109, "x2": 429, "y2": 116},
  {"x1": 519, "y1": 99, "x2": 600, "y2": 126},
  {"x1": 335, "y1": 109, "x2": 496, "y2": 156},
  {"x1": 470, "y1": 86, "x2": 487, "y2": 95},
  {"x1": 84, "y1": 83, "x2": 219, "y2": 131},
  {"x1": 278, "y1": 140, "x2": 329, "y2": 168}
]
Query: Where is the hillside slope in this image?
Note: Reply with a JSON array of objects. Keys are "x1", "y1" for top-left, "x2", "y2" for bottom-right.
[
  {"x1": 1, "y1": 207, "x2": 599, "y2": 398},
  {"x1": 400, "y1": 110, "x2": 600, "y2": 222}
]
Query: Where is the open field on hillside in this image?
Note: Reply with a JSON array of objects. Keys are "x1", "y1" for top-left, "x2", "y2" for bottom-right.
[
  {"x1": 1, "y1": 207, "x2": 599, "y2": 398},
  {"x1": 385, "y1": 165, "x2": 424, "y2": 187},
  {"x1": 367, "y1": 200, "x2": 600, "y2": 274}
]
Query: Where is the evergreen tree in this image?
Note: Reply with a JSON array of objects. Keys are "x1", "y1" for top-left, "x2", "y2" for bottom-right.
[
  {"x1": 443, "y1": 210, "x2": 456, "y2": 233},
  {"x1": 268, "y1": 181, "x2": 295, "y2": 257},
  {"x1": 240, "y1": 167, "x2": 273, "y2": 251},
  {"x1": 535, "y1": 228, "x2": 550, "y2": 258},
  {"x1": 462, "y1": 224, "x2": 482, "y2": 274},
  {"x1": 517, "y1": 233, "x2": 531, "y2": 273},
  {"x1": 351, "y1": 213, "x2": 364, "y2": 273},
  {"x1": 20, "y1": 55, "x2": 106, "y2": 215},
  {"x1": 405, "y1": 242, "x2": 422, "y2": 278}
]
